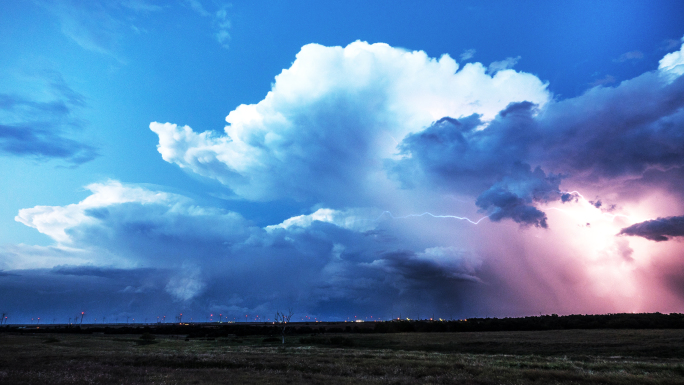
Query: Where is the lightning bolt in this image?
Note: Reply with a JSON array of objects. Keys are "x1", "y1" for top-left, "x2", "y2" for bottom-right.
[
  {"x1": 375, "y1": 189, "x2": 639, "y2": 228},
  {"x1": 377, "y1": 211, "x2": 489, "y2": 225}
]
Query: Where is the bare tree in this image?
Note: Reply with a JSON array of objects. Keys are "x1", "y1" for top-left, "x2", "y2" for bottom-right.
[{"x1": 274, "y1": 309, "x2": 294, "y2": 345}]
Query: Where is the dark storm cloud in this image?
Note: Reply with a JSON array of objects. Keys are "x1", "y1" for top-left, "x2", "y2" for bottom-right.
[
  {"x1": 218, "y1": 220, "x2": 480, "y2": 319},
  {"x1": 619, "y1": 216, "x2": 684, "y2": 242},
  {"x1": 391, "y1": 102, "x2": 563, "y2": 227},
  {"x1": 390, "y1": 104, "x2": 539, "y2": 196},
  {"x1": 476, "y1": 188, "x2": 548, "y2": 228},
  {"x1": 623, "y1": 166, "x2": 684, "y2": 198},
  {"x1": 0, "y1": 72, "x2": 98, "y2": 164},
  {"x1": 534, "y1": 73, "x2": 684, "y2": 179},
  {"x1": 561, "y1": 192, "x2": 580, "y2": 203},
  {"x1": 475, "y1": 164, "x2": 561, "y2": 228},
  {"x1": 390, "y1": 69, "x2": 684, "y2": 227},
  {"x1": 370, "y1": 249, "x2": 480, "y2": 286},
  {"x1": 0, "y1": 266, "x2": 177, "y2": 323},
  {"x1": 0, "y1": 241, "x2": 484, "y2": 323},
  {"x1": 0, "y1": 221, "x2": 486, "y2": 322}
]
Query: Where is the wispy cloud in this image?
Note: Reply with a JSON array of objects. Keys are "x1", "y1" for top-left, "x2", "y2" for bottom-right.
[
  {"x1": 38, "y1": 0, "x2": 164, "y2": 62},
  {"x1": 589, "y1": 74, "x2": 616, "y2": 87},
  {"x1": 661, "y1": 38, "x2": 682, "y2": 51},
  {"x1": 459, "y1": 48, "x2": 476, "y2": 61},
  {"x1": 184, "y1": 0, "x2": 232, "y2": 49},
  {"x1": 487, "y1": 56, "x2": 521, "y2": 74},
  {"x1": 184, "y1": 0, "x2": 210, "y2": 16},
  {"x1": 614, "y1": 50, "x2": 644, "y2": 63},
  {"x1": 120, "y1": 0, "x2": 163, "y2": 12},
  {"x1": 0, "y1": 70, "x2": 98, "y2": 164},
  {"x1": 213, "y1": 5, "x2": 231, "y2": 48},
  {"x1": 41, "y1": 0, "x2": 126, "y2": 61},
  {"x1": 39, "y1": 0, "x2": 232, "y2": 59}
]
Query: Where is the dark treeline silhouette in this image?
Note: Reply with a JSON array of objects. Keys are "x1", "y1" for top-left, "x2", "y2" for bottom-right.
[
  {"x1": 373, "y1": 313, "x2": 684, "y2": 333},
  {"x1": 3, "y1": 313, "x2": 684, "y2": 336}
]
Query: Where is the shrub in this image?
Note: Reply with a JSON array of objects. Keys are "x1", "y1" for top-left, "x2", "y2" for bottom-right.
[{"x1": 137, "y1": 333, "x2": 158, "y2": 345}]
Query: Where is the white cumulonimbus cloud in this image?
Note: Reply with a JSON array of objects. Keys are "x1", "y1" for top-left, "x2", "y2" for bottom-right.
[{"x1": 151, "y1": 41, "x2": 550, "y2": 203}]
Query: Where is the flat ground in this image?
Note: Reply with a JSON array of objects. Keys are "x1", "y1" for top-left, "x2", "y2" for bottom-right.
[{"x1": 1, "y1": 329, "x2": 684, "y2": 384}]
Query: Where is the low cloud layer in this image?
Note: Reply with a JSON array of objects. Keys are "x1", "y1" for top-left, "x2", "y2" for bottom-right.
[{"x1": 5, "y1": 181, "x2": 492, "y2": 321}]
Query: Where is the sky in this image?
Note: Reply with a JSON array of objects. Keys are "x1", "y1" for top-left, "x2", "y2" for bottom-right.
[{"x1": 1, "y1": 0, "x2": 684, "y2": 324}]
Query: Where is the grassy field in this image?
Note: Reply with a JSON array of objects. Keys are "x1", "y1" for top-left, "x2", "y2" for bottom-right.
[{"x1": 1, "y1": 329, "x2": 684, "y2": 384}]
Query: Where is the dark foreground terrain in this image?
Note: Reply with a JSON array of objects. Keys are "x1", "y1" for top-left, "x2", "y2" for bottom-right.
[{"x1": 2, "y1": 329, "x2": 684, "y2": 384}]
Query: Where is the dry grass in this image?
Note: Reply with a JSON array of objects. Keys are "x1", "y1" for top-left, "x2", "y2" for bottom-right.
[{"x1": 1, "y1": 330, "x2": 684, "y2": 384}]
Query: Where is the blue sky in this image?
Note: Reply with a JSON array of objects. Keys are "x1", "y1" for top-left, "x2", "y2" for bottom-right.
[{"x1": 1, "y1": 0, "x2": 684, "y2": 323}]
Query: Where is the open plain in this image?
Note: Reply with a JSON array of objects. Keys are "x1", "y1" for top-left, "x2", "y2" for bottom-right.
[{"x1": 2, "y1": 329, "x2": 684, "y2": 384}]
